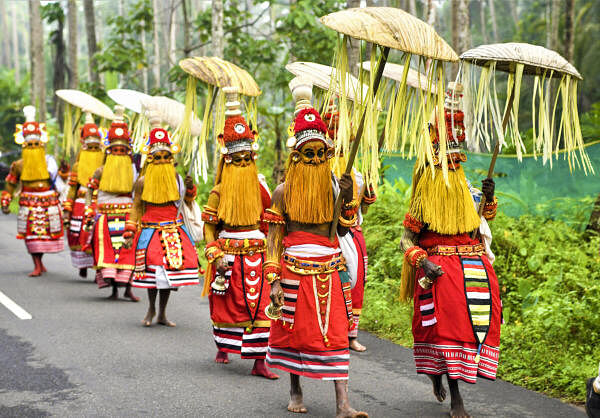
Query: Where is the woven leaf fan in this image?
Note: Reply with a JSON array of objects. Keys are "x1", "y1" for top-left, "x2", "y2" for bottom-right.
[
  {"x1": 320, "y1": 6, "x2": 458, "y2": 239},
  {"x1": 460, "y1": 42, "x2": 592, "y2": 175},
  {"x1": 178, "y1": 56, "x2": 261, "y2": 179},
  {"x1": 55, "y1": 89, "x2": 115, "y2": 158}
]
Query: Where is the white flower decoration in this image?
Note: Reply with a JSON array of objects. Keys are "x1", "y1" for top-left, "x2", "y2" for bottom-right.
[
  {"x1": 234, "y1": 123, "x2": 246, "y2": 134},
  {"x1": 304, "y1": 113, "x2": 316, "y2": 122},
  {"x1": 154, "y1": 130, "x2": 165, "y2": 140}
]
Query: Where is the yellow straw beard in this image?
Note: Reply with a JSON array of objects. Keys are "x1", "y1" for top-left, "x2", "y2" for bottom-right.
[
  {"x1": 284, "y1": 156, "x2": 333, "y2": 224},
  {"x1": 141, "y1": 162, "x2": 180, "y2": 204},
  {"x1": 77, "y1": 150, "x2": 104, "y2": 186},
  {"x1": 217, "y1": 161, "x2": 262, "y2": 226},
  {"x1": 409, "y1": 165, "x2": 480, "y2": 235},
  {"x1": 99, "y1": 154, "x2": 134, "y2": 194},
  {"x1": 21, "y1": 146, "x2": 49, "y2": 181}
]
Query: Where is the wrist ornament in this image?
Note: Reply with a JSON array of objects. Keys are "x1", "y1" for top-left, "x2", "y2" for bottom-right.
[
  {"x1": 263, "y1": 208, "x2": 285, "y2": 224},
  {"x1": 263, "y1": 261, "x2": 282, "y2": 284},
  {"x1": 63, "y1": 199, "x2": 74, "y2": 213},
  {"x1": 405, "y1": 246, "x2": 428, "y2": 268},
  {"x1": 338, "y1": 212, "x2": 357, "y2": 228},
  {"x1": 204, "y1": 241, "x2": 224, "y2": 263},
  {"x1": 185, "y1": 184, "x2": 197, "y2": 199},
  {"x1": 124, "y1": 220, "x2": 138, "y2": 233},
  {"x1": 87, "y1": 177, "x2": 99, "y2": 190},
  {"x1": 68, "y1": 172, "x2": 78, "y2": 186},
  {"x1": 483, "y1": 196, "x2": 498, "y2": 220},
  {"x1": 1, "y1": 190, "x2": 12, "y2": 207},
  {"x1": 122, "y1": 230, "x2": 134, "y2": 240},
  {"x1": 5, "y1": 172, "x2": 18, "y2": 185},
  {"x1": 84, "y1": 206, "x2": 95, "y2": 219},
  {"x1": 362, "y1": 189, "x2": 377, "y2": 205},
  {"x1": 201, "y1": 206, "x2": 219, "y2": 224}
]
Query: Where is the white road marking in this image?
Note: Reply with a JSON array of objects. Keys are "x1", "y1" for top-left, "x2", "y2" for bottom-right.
[{"x1": 0, "y1": 290, "x2": 32, "y2": 320}]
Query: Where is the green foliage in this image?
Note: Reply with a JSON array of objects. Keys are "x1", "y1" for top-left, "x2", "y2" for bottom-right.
[
  {"x1": 361, "y1": 183, "x2": 600, "y2": 403},
  {"x1": 0, "y1": 69, "x2": 30, "y2": 153},
  {"x1": 94, "y1": 0, "x2": 153, "y2": 84}
]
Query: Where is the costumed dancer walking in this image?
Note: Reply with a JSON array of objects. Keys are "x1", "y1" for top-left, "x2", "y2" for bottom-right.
[
  {"x1": 323, "y1": 101, "x2": 376, "y2": 353},
  {"x1": 264, "y1": 79, "x2": 367, "y2": 417},
  {"x1": 124, "y1": 113, "x2": 199, "y2": 327},
  {"x1": 84, "y1": 106, "x2": 139, "y2": 301},
  {"x1": 201, "y1": 87, "x2": 277, "y2": 379},
  {"x1": 63, "y1": 112, "x2": 104, "y2": 278},
  {"x1": 399, "y1": 83, "x2": 500, "y2": 418},
  {"x1": 1, "y1": 106, "x2": 64, "y2": 276}
]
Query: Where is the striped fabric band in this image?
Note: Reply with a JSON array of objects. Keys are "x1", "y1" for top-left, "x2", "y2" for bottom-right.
[
  {"x1": 96, "y1": 268, "x2": 133, "y2": 288},
  {"x1": 461, "y1": 257, "x2": 492, "y2": 344},
  {"x1": 133, "y1": 268, "x2": 199, "y2": 288},
  {"x1": 281, "y1": 278, "x2": 300, "y2": 326},
  {"x1": 419, "y1": 291, "x2": 437, "y2": 327},
  {"x1": 414, "y1": 342, "x2": 499, "y2": 383},
  {"x1": 70, "y1": 250, "x2": 94, "y2": 269},
  {"x1": 266, "y1": 346, "x2": 349, "y2": 380},
  {"x1": 213, "y1": 327, "x2": 269, "y2": 359}
]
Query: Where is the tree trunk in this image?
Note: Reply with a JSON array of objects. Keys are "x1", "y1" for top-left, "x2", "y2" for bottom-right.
[
  {"x1": 586, "y1": 193, "x2": 600, "y2": 234},
  {"x1": 52, "y1": 13, "x2": 67, "y2": 134},
  {"x1": 508, "y1": 0, "x2": 519, "y2": 29},
  {"x1": 152, "y1": 0, "x2": 161, "y2": 89},
  {"x1": 564, "y1": 0, "x2": 574, "y2": 62},
  {"x1": 211, "y1": 0, "x2": 224, "y2": 58},
  {"x1": 83, "y1": 0, "x2": 100, "y2": 86},
  {"x1": 29, "y1": 0, "x2": 46, "y2": 122},
  {"x1": 550, "y1": 0, "x2": 560, "y2": 52},
  {"x1": 408, "y1": 0, "x2": 416, "y2": 16},
  {"x1": 67, "y1": 0, "x2": 78, "y2": 89},
  {"x1": 479, "y1": 0, "x2": 488, "y2": 44},
  {"x1": 141, "y1": 23, "x2": 149, "y2": 93},
  {"x1": 182, "y1": 0, "x2": 191, "y2": 57},
  {"x1": 0, "y1": 0, "x2": 10, "y2": 69},
  {"x1": 12, "y1": 2, "x2": 20, "y2": 83},
  {"x1": 488, "y1": 0, "x2": 498, "y2": 43},
  {"x1": 346, "y1": 0, "x2": 361, "y2": 77},
  {"x1": 169, "y1": 1, "x2": 177, "y2": 66}
]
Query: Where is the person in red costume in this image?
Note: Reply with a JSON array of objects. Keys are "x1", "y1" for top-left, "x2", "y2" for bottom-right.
[
  {"x1": 84, "y1": 106, "x2": 139, "y2": 301},
  {"x1": 399, "y1": 83, "x2": 500, "y2": 418},
  {"x1": 2, "y1": 106, "x2": 64, "y2": 277},
  {"x1": 264, "y1": 79, "x2": 367, "y2": 417},
  {"x1": 201, "y1": 87, "x2": 277, "y2": 379},
  {"x1": 323, "y1": 101, "x2": 376, "y2": 353},
  {"x1": 63, "y1": 112, "x2": 104, "y2": 278},
  {"x1": 124, "y1": 113, "x2": 199, "y2": 327}
]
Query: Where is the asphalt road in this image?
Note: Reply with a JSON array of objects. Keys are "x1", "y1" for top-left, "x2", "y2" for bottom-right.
[{"x1": 0, "y1": 214, "x2": 585, "y2": 417}]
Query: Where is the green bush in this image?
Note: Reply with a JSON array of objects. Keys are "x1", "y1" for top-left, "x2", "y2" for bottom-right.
[{"x1": 361, "y1": 181, "x2": 600, "y2": 403}]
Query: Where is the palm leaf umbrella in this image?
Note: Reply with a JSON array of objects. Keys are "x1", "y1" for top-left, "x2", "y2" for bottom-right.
[
  {"x1": 55, "y1": 89, "x2": 115, "y2": 158},
  {"x1": 178, "y1": 56, "x2": 262, "y2": 177},
  {"x1": 460, "y1": 42, "x2": 593, "y2": 230},
  {"x1": 319, "y1": 6, "x2": 458, "y2": 239},
  {"x1": 107, "y1": 89, "x2": 153, "y2": 152}
]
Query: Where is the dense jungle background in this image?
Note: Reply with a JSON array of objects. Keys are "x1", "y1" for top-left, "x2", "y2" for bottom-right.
[{"x1": 0, "y1": 0, "x2": 599, "y2": 403}]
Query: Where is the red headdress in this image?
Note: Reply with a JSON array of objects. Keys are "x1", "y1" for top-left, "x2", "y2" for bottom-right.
[
  {"x1": 80, "y1": 112, "x2": 102, "y2": 145},
  {"x1": 217, "y1": 86, "x2": 258, "y2": 158},
  {"x1": 104, "y1": 105, "x2": 132, "y2": 149},
  {"x1": 430, "y1": 82, "x2": 467, "y2": 166},
  {"x1": 286, "y1": 78, "x2": 332, "y2": 150},
  {"x1": 14, "y1": 106, "x2": 48, "y2": 145}
]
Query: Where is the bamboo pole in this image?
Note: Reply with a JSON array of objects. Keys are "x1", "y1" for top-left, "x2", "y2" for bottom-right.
[
  {"x1": 329, "y1": 46, "x2": 390, "y2": 241},
  {"x1": 472, "y1": 81, "x2": 516, "y2": 238}
]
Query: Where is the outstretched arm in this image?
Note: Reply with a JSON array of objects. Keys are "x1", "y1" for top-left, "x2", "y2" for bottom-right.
[
  {"x1": 400, "y1": 215, "x2": 443, "y2": 283},
  {"x1": 123, "y1": 177, "x2": 144, "y2": 249},
  {"x1": 202, "y1": 188, "x2": 227, "y2": 276}
]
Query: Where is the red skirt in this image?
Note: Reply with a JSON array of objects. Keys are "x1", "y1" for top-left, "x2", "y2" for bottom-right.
[
  {"x1": 266, "y1": 231, "x2": 351, "y2": 380},
  {"x1": 412, "y1": 231, "x2": 501, "y2": 384},
  {"x1": 92, "y1": 211, "x2": 136, "y2": 288},
  {"x1": 17, "y1": 189, "x2": 64, "y2": 254},
  {"x1": 349, "y1": 226, "x2": 367, "y2": 337},
  {"x1": 132, "y1": 203, "x2": 199, "y2": 289}
]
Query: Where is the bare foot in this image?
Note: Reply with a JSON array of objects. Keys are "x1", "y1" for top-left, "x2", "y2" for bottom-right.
[
  {"x1": 215, "y1": 350, "x2": 230, "y2": 364},
  {"x1": 40, "y1": 261, "x2": 47, "y2": 273},
  {"x1": 251, "y1": 359, "x2": 279, "y2": 379},
  {"x1": 79, "y1": 268, "x2": 87, "y2": 278},
  {"x1": 142, "y1": 309, "x2": 156, "y2": 327},
  {"x1": 429, "y1": 375, "x2": 447, "y2": 402},
  {"x1": 336, "y1": 406, "x2": 369, "y2": 418},
  {"x1": 123, "y1": 290, "x2": 140, "y2": 302},
  {"x1": 107, "y1": 293, "x2": 119, "y2": 300},
  {"x1": 28, "y1": 269, "x2": 42, "y2": 277},
  {"x1": 449, "y1": 405, "x2": 470, "y2": 418},
  {"x1": 287, "y1": 393, "x2": 307, "y2": 413},
  {"x1": 157, "y1": 316, "x2": 176, "y2": 327},
  {"x1": 349, "y1": 339, "x2": 367, "y2": 352}
]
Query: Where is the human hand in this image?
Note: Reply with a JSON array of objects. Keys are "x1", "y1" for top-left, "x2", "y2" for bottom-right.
[
  {"x1": 339, "y1": 173, "x2": 354, "y2": 203},
  {"x1": 270, "y1": 280, "x2": 284, "y2": 307},
  {"x1": 421, "y1": 258, "x2": 444, "y2": 281},
  {"x1": 482, "y1": 178, "x2": 495, "y2": 201},
  {"x1": 184, "y1": 175, "x2": 194, "y2": 190}
]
